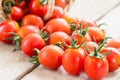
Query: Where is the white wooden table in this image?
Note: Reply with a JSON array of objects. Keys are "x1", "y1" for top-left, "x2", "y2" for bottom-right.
[{"x1": 0, "y1": 0, "x2": 120, "y2": 80}]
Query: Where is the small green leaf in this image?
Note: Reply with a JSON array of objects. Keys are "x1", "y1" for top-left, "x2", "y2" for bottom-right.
[
  {"x1": 70, "y1": 22, "x2": 77, "y2": 33},
  {"x1": 39, "y1": 0, "x2": 48, "y2": 5},
  {"x1": 3, "y1": 0, "x2": 15, "y2": 14},
  {"x1": 54, "y1": 42, "x2": 64, "y2": 49}
]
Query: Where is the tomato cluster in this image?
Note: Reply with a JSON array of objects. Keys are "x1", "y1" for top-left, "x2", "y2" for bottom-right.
[{"x1": 0, "y1": 0, "x2": 120, "y2": 80}]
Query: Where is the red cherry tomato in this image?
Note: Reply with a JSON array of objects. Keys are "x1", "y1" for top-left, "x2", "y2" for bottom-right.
[
  {"x1": 38, "y1": 45, "x2": 64, "y2": 70},
  {"x1": 21, "y1": 33, "x2": 45, "y2": 57},
  {"x1": 84, "y1": 56, "x2": 109, "y2": 80},
  {"x1": 22, "y1": 14, "x2": 44, "y2": 29},
  {"x1": 71, "y1": 31, "x2": 92, "y2": 44},
  {"x1": 28, "y1": 0, "x2": 48, "y2": 17},
  {"x1": 62, "y1": 48, "x2": 86, "y2": 75},
  {"x1": 63, "y1": 15, "x2": 79, "y2": 25},
  {"x1": 14, "y1": 0, "x2": 26, "y2": 9},
  {"x1": 80, "y1": 18, "x2": 97, "y2": 28},
  {"x1": 100, "y1": 47, "x2": 120, "y2": 71},
  {"x1": 45, "y1": 18, "x2": 71, "y2": 35},
  {"x1": 84, "y1": 41, "x2": 99, "y2": 54},
  {"x1": 48, "y1": 31, "x2": 70, "y2": 49},
  {"x1": 51, "y1": 6, "x2": 64, "y2": 19},
  {"x1": 88, "y1": 27, "x2": 105, "y2": 43},
  {"x1": 55, "y1": 0, "x2": 67, "y2": 9},
  {"x1": 9, "y1": 6, "x2": 24, "y2": 21},
  {"x1": 105, "y1": 39, "x2": 120, "y2": 50},
  {"x1": 0, "y1": 20, "x2": 19, "y2": 43},
  {"x1": 17, "y1": 25, "x2": 40, "y2": 39}
]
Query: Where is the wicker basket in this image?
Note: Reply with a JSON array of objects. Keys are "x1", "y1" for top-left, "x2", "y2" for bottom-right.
[{"x1": 0, "y1": 0, "x2": 75, "y2": 22}]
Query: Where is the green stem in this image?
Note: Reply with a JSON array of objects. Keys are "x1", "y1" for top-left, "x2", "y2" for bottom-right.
[{"x1": 94, "y1": 47, "x2": 98, "y2": 56}]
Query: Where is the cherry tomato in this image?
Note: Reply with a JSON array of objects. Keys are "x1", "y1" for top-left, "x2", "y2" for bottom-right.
[
  {"x1": 45, "y1": 18, "x2": 71, "y2": 35},
  {"x1": 48, "y1": 31, "x2": 70, "y2": 49},
  {"x1": 21, "y1": 33, "x2": 45, "y2": 57},
  {"x1": 0, "y1": 20, "x2": 19, "y2": 43},
  {"x1": 63, "y1": 15, "x2": 79, "y2": 25},
  {"x1": 62, "y1": 48, "x2": 86, "y2": 75},
  {"x1": 17, "y1": 25, "x2": 40, "y2": 39},
  {"x1": 105, "y1": 39, "x2": 120, "y2": 50},
  {"x1": 84, "y1": 56, "x2": 109, "y2": 80},
  {"x1": 22, "y1": 14, "x2": 44, "y2": 29},
  {"x1": 8, "y1": 6, "x2": 24, "y2": 21},
  {"x1": 14, "y1": 0, "x2": 26, "y2": 9},
  {"x1": 100, "y1": 47, "x2": 120, "y2": 71},
  {"x1": 84, "y1": 41, "x2": 99, "y2": 54},
  {"x1": 55, "y1": 0, "x2": 67, "y2": 9},
  {"x1": 88, "y1": 27, "x2": 105, "y2": 43},
  {"x1": 28, "y1": 0, "x2": 48, "y2": 17},
  {"x1": 71, "y1": 31, "x2": 92, "y2": 44},
  {"x1": 51, "y1": 6, "x2": 64, "y2": 19},
  {"x1": 38, "y1": 45, "x2": 64, "y2": 70},
  {"x1": 80, "y1": 18, "x2": 97, "y2": 28}
]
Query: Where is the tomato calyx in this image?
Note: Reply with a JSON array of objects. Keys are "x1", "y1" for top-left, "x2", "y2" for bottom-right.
[
  {"x1": 76, "y1": 24, "x2": 88, "y2": 37},
  {"x1": 63, "y1": 25, "x2": 88, "y2": 49},
  {"x1": 98, "y1": 37, "x2": 112, "y2": 46},
  {"x1": 8, "y1": 32, "x2": 21, "y2": 51},
  {"x1": 30, "y1": 48, "x2": 40, "y2": 64},
  {"x1": 3, "y1": 0, "x2": 15, "y2": 14},
  {"x1": 39, "y1": 0, "x2": 48, "y2": 5},
  {"x1": 70, "y1": 22, "x2": 77, "y2": 33},
  {"x1": 54, "y1": 42, "x2": 64, "y2": 49},
  {"x1": 85, "y1": 37, "x2": 111, "y2": 59},
  {"x1": 39, "y1": 27, "x2": 49, "y2": 42},
  {"x1": 64, "y1": 38, "x2": 83, "y2": 49}
]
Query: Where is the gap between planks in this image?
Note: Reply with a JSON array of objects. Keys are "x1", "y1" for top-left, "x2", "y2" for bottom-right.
[
  {"x1": 16, "y1": 64, "x2": 39, "y2": 80},
  {"x1": 97, "y1": 2, "x2": 120, "y2": 21}
]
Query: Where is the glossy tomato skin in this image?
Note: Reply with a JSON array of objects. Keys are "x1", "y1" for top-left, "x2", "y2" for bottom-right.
[
  {"x1": 45, "y1": 18, "x2": 71, "y2": 35},
  {"x1": 14, "y1": 0, "x2": 26, "y2": 9},
  {"x1": 48, "y1": 31, "x2": 70, "y2": 49},
  {"x1": 62, "y1": 48, "x2": 86, "y2": 75},
  {"x1": 28, "y1": 0, "x2": 48, "y2": 17},
  {"x1": 17, "y1": 25, "x2": 40, "y2": 39},
  {"x1": 80, "y1": 18, "x2": 97, "y2": 28},
  {"x1": 22, "y1": 14, "x2": 44, "y2": 29},
  {"x1": 55, "y1": 0, "x2": 67, "y2": 9},
  {"x1": 0, "y1": 20, "x2": 19, "y2": 43},
  {"x1": 63, "y1": 15, "x2": 79, "y2": 25},
  {"x1": 9, "y1": 6, "x2": 24, "y2": 21},
  {"x1": 51, "y1": 6, "x2": 64, "y2": 19},
  {"x1": 88, "y1": 27, "x2": 105, "y2": 43},
  {"x1": 38, "y1": 45, "x2": 64, "y2": 70},
  {"x1": 71, "y1": 31, "x2": 92, "y2": 44},
  {"x1": 21, "y1": 33, "x2": 45, "y2": 57},
  {"x1": 84, "y1": 41, "x2": 99, "y2": 54},
  {"x1": 84, "y1": 56, "x2": 109, "y2": 80},
  {"x1": 105, "y1": 39, "x2": 120, "y2": 50},
  {"x1": 100, "y1": 47, "x2": 120, "y2": 72}
]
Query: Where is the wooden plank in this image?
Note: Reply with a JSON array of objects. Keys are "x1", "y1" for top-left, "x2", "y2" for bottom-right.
[
  {"x1": 22, "y1": 65, "x2": 120, "y2": 80},
  {"x1": 0, "y1": 42, "x2": 35, "y2": 80},
  {"x1": 21, "y1": 65, "x2": 89, "y2": 80},
  {"x1": 98, "y1": 5, "x2": 120, "y2": 39},
  {"x1": 67, "y1": 0, "x2": 120, "y2": 20}
]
